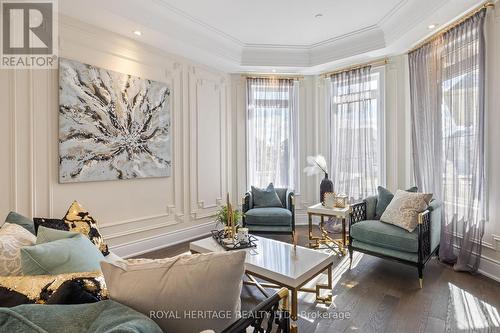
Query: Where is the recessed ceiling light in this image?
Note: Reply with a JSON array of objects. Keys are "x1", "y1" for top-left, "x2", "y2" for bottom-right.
[
  {"x1": 314, "y1": 13, "x2": 323, "y2": 18},
  {"x1": 133, "y1": 30, "x2": 142, "y2": 36},
  {"x1": 272, "y1": 69, "x2": 276, "y2": 73},
  {"x1": 428, "y1": 24, "x2": 438, "y2": 29}
]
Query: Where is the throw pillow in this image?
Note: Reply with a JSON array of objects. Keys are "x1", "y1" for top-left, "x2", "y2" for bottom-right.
[
  {"x1": 100, "y1": 251, "x2": 246, "y2": 333},
  {"x1": 380, "y1": 190, "x2": 433, "y2": 232},
  {"x1": 252, "y1": 183, "x2": 283, "y2": 208},
  {"x1": 35, "y1": 226, "x2": 80, "y2": 245},
  {"x1": 0, "y1": 271, "x2": 105, "y2": 307},
  {"x1": 63, "y1": 201, "x2": 109, "y2": 256},
  {"x1": 21, "y1": 234, "x2": 105, "y2": 275},
  {"x1": 0, "y1": 223, "x2": 36, "y2": 276},
  {"x1": 33, "y1": 218, "x2": 68, "y2": 235},
  {"x1": 4, "y1": 211, "x2": 35, "y2": 235},
  {"x1": 375, "y1": 186, "x2": 418, "y2": 219}
]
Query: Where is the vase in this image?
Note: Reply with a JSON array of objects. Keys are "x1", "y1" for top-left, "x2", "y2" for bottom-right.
[{"x1": 320, "y1": 173, "x2": 334, "y2": 205}]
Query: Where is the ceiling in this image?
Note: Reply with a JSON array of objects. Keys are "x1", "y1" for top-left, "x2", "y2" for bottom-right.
[{"x1": 59, "y1": 0, "x2": 486, "y2": 74}]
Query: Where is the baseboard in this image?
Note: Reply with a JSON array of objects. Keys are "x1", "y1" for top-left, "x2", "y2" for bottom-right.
[
  {"x1": 110, "y1": 222, "x2": 213, "y2": 258},
  {"x1": 478, "y1": 255, "x2": 500, "y2": 282}
]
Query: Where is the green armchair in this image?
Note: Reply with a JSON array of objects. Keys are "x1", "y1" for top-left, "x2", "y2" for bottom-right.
[
  {"x1": 348, "y1": 195, "x2": 442, "y2": 288},
  {"x1": 242, "y1": 188, "x2": 295, "y2": 237}
]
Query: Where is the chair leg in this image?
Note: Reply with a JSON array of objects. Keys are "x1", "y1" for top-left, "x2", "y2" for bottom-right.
[
  {"x1": 418, "y1": 265, "x2": 423, "y2": 289},
  {"x1": 348, "y1": 247, "x2": 353, "y2": 270}
]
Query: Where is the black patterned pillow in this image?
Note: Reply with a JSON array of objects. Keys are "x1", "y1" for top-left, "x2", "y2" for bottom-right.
[
  {"x1": 0, "y1": 271, "x2": 107, "y2": 307},
  {"x1": 33, "y1": 218, "x2": 68, "y2": 234},
  {"x1": 62, "y1": 201, "x2": 109, "y2": 256}
]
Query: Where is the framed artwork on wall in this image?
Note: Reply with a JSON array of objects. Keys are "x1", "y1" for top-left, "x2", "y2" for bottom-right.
[{"x1": 58, "y1": 57, "x2": 171, "y2": 183}]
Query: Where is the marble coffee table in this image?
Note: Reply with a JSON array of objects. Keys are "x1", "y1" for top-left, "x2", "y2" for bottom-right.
[{"x1": 190, "y1": 235, "x2": 334, "y2": 332}]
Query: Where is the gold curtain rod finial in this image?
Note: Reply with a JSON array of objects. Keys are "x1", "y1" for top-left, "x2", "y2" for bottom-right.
[{"x1": 409, "y1": 1, "x2": 494, "y2": 53}]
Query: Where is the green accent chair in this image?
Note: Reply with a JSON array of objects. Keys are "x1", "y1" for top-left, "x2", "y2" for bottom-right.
[
  {"x1": 348, "y1": 195, "x2": 442, "y2": 288},
  {"x1": 242, "y1": 188, "x2": 295, "y2": 237}
]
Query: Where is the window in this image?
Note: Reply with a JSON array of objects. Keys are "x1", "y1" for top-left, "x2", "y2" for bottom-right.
[
  {"x1": 328, "y1": 67, "x2": 385, "y2": 200},
  {"x1": 246, "y1": 78, "x2": 298, "y2": 189}
]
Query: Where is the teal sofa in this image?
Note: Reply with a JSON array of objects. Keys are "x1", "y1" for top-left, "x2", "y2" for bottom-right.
[
  {"x1": 242, "y1": 188, "x2": 295, "y2": 237},
  {"x1": 348, "y1": 195, "x2": 442, "y2": 288},
  {"x1": 0, "y1": 300, "x2": 163, "y2": 333}
]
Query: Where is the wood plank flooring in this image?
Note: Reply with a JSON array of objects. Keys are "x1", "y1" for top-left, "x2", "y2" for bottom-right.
[{"x1": 139, "y1": 226, "x2": 500, "y2": 333}]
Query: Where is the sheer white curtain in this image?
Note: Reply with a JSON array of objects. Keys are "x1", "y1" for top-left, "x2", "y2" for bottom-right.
[
  {"x1": 328, "y1": 66, "x2": 380, "y2": 201},
  {"x1": 409, "y1": 9, "x2": 487, "y2": 272},
  {"x1": 246, "y1": 78, "x2": 298, "y2": 189}
]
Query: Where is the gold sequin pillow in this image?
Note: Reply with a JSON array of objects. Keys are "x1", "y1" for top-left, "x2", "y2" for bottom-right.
[
  {"x1": 62, "y1": 201, "x2": 109, "y2": 256},
  {"x1": 0, "y1": 271, "x2": 107, "y2": 307}
]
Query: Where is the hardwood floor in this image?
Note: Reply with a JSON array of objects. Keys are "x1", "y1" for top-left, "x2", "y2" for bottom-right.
[{"x1": 140, "y1": 226, "x2": 500, "y2": 333}]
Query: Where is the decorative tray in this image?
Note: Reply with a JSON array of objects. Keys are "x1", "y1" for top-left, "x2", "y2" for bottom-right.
[{"x1": 211, "y1": 229, "x2": 258, "y2": 251}]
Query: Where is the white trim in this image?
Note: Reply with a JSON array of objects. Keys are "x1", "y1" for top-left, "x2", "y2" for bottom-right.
[
  {"x1": 478, "y1": 255, "x2": 500, "y2": 283},
  {"x1": 110, "y1": 222, "x2": 213, "y2": 258}
]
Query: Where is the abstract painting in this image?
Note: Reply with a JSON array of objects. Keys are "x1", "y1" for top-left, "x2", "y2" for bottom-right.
[{"x1": 59, "y1": 58, "x2": 171, "y2": 183}]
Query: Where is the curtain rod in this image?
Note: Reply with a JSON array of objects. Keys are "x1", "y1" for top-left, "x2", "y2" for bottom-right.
[
  {"x1": 241, "y1": 74, "x2": 303, "y2": 80},
  {"x1": 408, "y1": 1, "x2": 495, "y2": 53},
  {"x1": 320, "y1": 58, "x2": 388, "y2": 78}
]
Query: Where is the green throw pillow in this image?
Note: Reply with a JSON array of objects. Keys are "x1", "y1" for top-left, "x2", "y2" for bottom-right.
[
  {"x1": 36, "y1": 226, "x2": 80, "y2": 244},
  {"x1": 251, "y1": 183, "x2": 283, "y2": 208},
  {"x1": 21, "y1": 234, "x2": 104, "y2": 275},
  {"x1": 4, "y1": 212, "x2": 35, "y2": 235},
  {"x1": 375, "y1": 186, "x2": 418, "y2": 220}
]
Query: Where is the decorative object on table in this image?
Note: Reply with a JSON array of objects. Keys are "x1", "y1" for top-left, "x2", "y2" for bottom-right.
[
  {"x1": 212, "y1": 193, "x2": 256, "y2": 250},
  {"x1": 323, "y1": 192, "x2": 336, "y2": 208},
  {"x1": 210, "y1": 229, "x2": 257, "y2": 251},
  {"x1": 333, "y1": 193, "x2": 348, "y2": 208},
  {"x1": 237, "y1": 227, "x2": 249, "y2": 244},
  {"x1": 58, "y1": 57, "x2": 171, "y2": 183},
  {"x1": 214, "y1": 201, "x2": 243, "y2": 230},
  {"x1": 303, "y1": 154, "x2": 333, "y2": 204}
]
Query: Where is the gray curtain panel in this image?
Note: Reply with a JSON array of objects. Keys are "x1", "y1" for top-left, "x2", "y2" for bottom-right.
[
  {"x1": 246, "y1": 78, "x2": 298, "y2": 190},
  {"x1": 328, "y1": 66, "x2": 379, "y2": 201},
  {"x1": 409, "y1": 9, "x2": 487, "y2": 272}
]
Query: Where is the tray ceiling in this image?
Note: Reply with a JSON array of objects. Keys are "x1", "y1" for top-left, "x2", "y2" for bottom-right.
[{"x1": 59, "y1": 0, "x2": 485, "y2": 74}]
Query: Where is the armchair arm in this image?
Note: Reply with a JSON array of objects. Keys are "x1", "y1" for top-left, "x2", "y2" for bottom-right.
[
  {"x1": 221, "y1": 287, "x2": 291, "y2": 333},
  {"x1": 417, "y1": 210, "x2": 431, "y2": 263},
  {"x1": 287, "y1": 191, "x2": 295, "y2": 233},
  {"x1": 241, "y1": 192, "x2": 252, "y2": 227},
  {"x1": 349, "y1": 201, "x2": 367, "y2": 226}
]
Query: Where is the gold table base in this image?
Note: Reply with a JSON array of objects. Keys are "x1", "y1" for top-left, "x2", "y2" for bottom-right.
[
  {"x1": 243, "y1": 264, "x2": 333, "y2": 333},
  {"x1": 308, "y1": 212, "x2": 348, "y2": 255}
]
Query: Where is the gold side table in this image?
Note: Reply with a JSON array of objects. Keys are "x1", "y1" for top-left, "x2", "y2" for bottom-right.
[{"x1": 307, "y1": 203, "x2": 351, "y2": 255}]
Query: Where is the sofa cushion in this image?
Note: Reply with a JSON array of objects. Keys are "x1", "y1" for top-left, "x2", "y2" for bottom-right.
[
  {"x1": 0, "y1": 223, "x2": 36, "y2": 276},
  {"x1": 0, "y1": 300, "x2": 163, "y2": 333},
  {"x1": 245, "y1": 208, "x2": 292, "y2": 226},
  {"x1": 375, "y1": 186, "x2": 418, "y2": 219},
  {"x1": 100, "y1": 251, "x2": 246, "y2": 333},
  {"x1": 350, "y1": 220, "x2": 419, "y2": 253},
  {"x1": 380, "y1": 190, "x2": 433, "y2": 232},
  {"x1": 4, "y1": 212, "x2": 35, "y2": 235},
  {"x1": 21, "y1": 234, "x2": 104, "y2": 275},
  {"x1": 351, "y1": 240, "x2": 418, "y2": 263},
  {"x1": 251, "y1": 183, "x2": 283, "y2": 208}
]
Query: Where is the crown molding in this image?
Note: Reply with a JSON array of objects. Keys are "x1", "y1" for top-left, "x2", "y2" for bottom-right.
[{"x1": 59, "y1": 0, "x2": 484, "y2": 74}]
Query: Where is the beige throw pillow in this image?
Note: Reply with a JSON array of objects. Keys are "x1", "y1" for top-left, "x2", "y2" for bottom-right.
[
  {"x1": 100, "y1": 251, "x2": 246, "y2": 333},
  {"x1": 380, "y1": 190, "x2": 433, "y2": 232},
  {"x1": 0, "y1": 223, "x2": 36, "y2": 276}
]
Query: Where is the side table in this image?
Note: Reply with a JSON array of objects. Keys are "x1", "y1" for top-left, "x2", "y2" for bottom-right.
[{"x1": 307, "y1": 203, "x2": 351, "y2": 255}]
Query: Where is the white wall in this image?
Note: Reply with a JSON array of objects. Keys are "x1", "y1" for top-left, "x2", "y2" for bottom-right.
[{"x1": 0, "y1": 16, "x2": 232, "y2": 258}]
